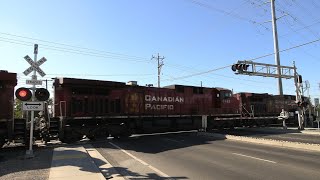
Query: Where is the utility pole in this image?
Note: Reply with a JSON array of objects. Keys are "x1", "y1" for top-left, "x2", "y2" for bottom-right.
[
  {"x1": 152, "y1": 53, "x2": 165, "y2": 88},
  {"x1": 42, "y1": 79, "x2": 53, "y2": 89},
  {"x1": 270, "y1": 0, "x2": 283, "y2": 96}
]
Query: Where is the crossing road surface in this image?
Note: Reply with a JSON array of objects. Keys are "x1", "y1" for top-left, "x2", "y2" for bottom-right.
[
  {"x1": 93, "y1": 132, "x2": 320, "y2": 180},
  {"x1": 215, "y1": 128, "x2": 320, "y2": 144}
]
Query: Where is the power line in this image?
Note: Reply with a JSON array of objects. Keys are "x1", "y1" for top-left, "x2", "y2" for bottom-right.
[
  {"x1": 165, "y1": 63, "x2": 267, "y2": 84},
  {"x1": 0, "y1": 32, "x2": 147, "y2": 60},
  {"x1": 277, "y1": 1, "x2": 319, "y2": 39},
  {"x1": 248, "y1": 38, "x2": 320, "y2": 61},
  {"x1": 163, "y1": 37, "x2": 320, "y2": 81},
  {"x1": 185, "y1": 0, "x2": 270, "y2": 30},
  {"x1": 0, "y1": 37, "x2": 150, "y2": 63},
  {"x1": 279, "y1": 19, "x2": 320, "y2": 38},
  {"x1": 7, "y1": 36, "x2": 320, "y2": 84},
  {"x1": 18, "y1": 73, "x2": 155, "y2": 77},
  {"x1": 162, "y1": 65, "x2": 231, "y2": 81}
]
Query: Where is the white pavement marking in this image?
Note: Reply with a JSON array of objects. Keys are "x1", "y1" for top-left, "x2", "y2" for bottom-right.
[
  {"x1": 109, "y1": 142, "x2": 171, "y2": 178},
  {"x1": 131, "y1": 130, "x2": 197, "y2": 138},
  {"x1": 232, "y1": 153, "x2": 277, "y2": 164}
]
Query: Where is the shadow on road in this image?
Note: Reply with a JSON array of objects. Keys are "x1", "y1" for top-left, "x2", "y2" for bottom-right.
[
  {"x1": 0, "y1": 148, "x2": 53, "y2": 179},
  {"x1": 0, "y1": 147, "x2": 105, "y2": 179},
  {"x1": 99, "y1": 166, "x2": 188, "y2": 179},
  {"x1": 94, "y1": 131, "x2": 227, "y2": 154}
]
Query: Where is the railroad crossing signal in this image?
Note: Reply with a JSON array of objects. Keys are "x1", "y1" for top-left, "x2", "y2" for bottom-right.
[
  {"x1": 15, "y1": 87, "x2": 50, "y2": 102},
  {"x1": 231, "y1": 60, "x2": 297, "y2": 79},
  {"x1": 231, "y1": 63, "x2": 249, "y2": 72},
  {"x1": 23, "y1": 55, "x2": 47, "y2": 77},
  {"x1": 231, "y1": 60, "x2": 306, "y2": 130},
  {"x1": 20, "y1": 44, "x2": 48, "y2": 157},
  {"x1": 15, "y1": 87, "x2": 32, "y2": 101},
  {"x1": 296, "y1": 75, "x2": 303, "y2": 84},
  {"x1": 34, "y1": 88, "x2": 50, "y2": 101}
]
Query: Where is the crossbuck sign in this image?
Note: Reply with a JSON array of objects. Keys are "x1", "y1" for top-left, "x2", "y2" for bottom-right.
[{"x1": 23, "y1": 55, "x2": 47, "y2": 77}]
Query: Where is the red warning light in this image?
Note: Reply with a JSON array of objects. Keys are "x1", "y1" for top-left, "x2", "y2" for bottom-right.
[
  {"x1": 19, "y1": 90, "x2": 27, "y2": 97},
  {"x1": 15, "y1": 87, "x2": 32, "y2": 101}
]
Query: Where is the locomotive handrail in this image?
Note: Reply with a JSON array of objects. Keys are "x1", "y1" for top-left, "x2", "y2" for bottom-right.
[
  {"x1": 242, "y1": 105, "x2": 254, "y2": 117},
  {"x1": 44, "y1": 102, "x2": 51, "y2": 128},
  {"x1": 250, "y1": 105, "x2": 255, "y2": 117},
  {"x1": 59, "y1": 101, "x2": 66, "y2": 117}
]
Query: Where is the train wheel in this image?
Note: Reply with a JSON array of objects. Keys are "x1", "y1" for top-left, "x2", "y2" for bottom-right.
[
  {"x1": 42, "y1": 134, "x2": 50, "y2": 144},
  {"x1": 88, "y1": 131, "x2": 108, "y2": 141},
  {"x1": 61, "y1": 134, "x2": 82, "y2": 144},
  {"x1": 61, "y1": 128, "x2": 82, "y2": 144},
  {"x1": 114, "y1": 129, "x2": 132, "y2": 140}
]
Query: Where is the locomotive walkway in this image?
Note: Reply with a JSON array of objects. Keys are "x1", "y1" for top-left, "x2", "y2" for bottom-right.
[{"x1": 48, "y1": 145, "x2": 124, "y2": 180}]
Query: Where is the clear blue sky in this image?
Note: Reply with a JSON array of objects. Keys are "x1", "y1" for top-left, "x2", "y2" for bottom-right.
[{"x1": 0, "y1": 0, "x2": 319, "y2": 101}]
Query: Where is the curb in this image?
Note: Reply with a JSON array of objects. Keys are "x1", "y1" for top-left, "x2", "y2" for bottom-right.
[
  {"x1": 84, "y1": 144, "x2": 125, "y2": 180},
  {"x1": 198, "y1": 132, "x2": 320, "y2": 152},
  {"x1": 299, "y1": 131, "x2": 320, "y2": 135},
  {"x1": 49, "y1": 146, "x2": 106, "y2": 180},
  {"x1": 234, "y1": 127, "x2": 320, "y2": 136}
]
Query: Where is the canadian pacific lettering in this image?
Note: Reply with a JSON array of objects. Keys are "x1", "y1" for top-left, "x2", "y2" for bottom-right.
[
  {"x1": 145, "y1": 95, "x2": 184, "y2": 103},
  {"x1": 145, "y1": 95, "x2": 184, "y2": 110},
  {"x1": 145, "y1": 104, "x2": 174, "y2": 110}
]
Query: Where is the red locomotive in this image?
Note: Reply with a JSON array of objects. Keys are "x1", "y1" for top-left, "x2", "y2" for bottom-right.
[
  {"x1": 0, "y1": 70, "x2": 17, "y2": 147},
  {"x1": 0, "y1": 70, "x2": 301, "y2": 146}
]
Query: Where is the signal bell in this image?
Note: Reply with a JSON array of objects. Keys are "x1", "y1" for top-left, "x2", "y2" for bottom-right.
[
  {"x1": 15, "y1": 87, "x2": 32, "y2": 101},
  {"x1": 35, "y1": 88, "x2": 50, "y2": 101}
]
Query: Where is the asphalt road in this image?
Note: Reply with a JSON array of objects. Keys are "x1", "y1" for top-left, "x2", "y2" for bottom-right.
[
  {"x1": 214, "y1": 128, "x2": 320, "y2": 144},
  {"x1": 93, "y1": 132, "x2": 320, "y2": 180}
]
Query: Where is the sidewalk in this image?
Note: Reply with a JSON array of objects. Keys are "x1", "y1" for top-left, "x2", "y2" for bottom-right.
[
  {"x1": 253, "y1": 127, "x2": 320, "y2": 135},
  {"x1": 49, "y1": 145, "x2": 124, "y2": 180}
]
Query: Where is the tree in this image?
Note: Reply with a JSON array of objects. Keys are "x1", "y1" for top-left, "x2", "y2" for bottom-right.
[{"x1": 14, "y1": 98, "x2": 23, "y2": 118}]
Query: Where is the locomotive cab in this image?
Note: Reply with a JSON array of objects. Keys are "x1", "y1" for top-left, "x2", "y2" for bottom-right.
[{"x1": 215, "y1": 88, "x2": 239, "y2": 114}]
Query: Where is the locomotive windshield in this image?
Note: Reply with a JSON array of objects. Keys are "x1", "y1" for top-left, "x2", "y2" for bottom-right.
[{"x1": 220, "y1": 91, "x2": 232, "y2": 99}]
